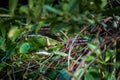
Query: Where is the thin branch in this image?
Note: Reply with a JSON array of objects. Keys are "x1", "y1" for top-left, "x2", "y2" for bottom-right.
[{"x1": 68, "y1": 34, "x2": 79, "y2": 70}]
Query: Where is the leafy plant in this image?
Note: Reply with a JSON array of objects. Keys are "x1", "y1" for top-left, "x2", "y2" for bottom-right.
[{"x1": 0, "y1": 0, "x2": 119, "y2": 79}]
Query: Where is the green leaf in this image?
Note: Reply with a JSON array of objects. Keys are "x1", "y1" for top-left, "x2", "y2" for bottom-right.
[
  {"x1": 45, "y1": 69, "x2": 59, "y2": 79},
  {"x1": 100, "y1": 22, "x2": 107, "y2": 28},
  {"x1": 43, "y1": 5, "x2": 62, "y2": 15},
  {"x1": 88, "y1": 67, "x2": 101, "y2": 80},
  {"x1": 0, "y1": 26, "x2": 6, "y2": 38},
  {"x1": 108, "y1": 63, "x2": 120, "y2": 68},
  {"x1": 8, "y1": 27, "x2": 22, "y2": 42},
  {"x1": 75, "y1": 68, "x2": 84, "y2": 77},
  {"x1": 19, "y1": 6, "x2": 29, "y2": 15},
  {"x1": 35, "y1": 21, "x2": 45, "y2": 33},
  {"x1": 19, "y1": 43, "x2": 30, "y2": 53},
  {"x1": 9, "y1": 0, "x2": 18, "y2": 15},
  {"x1": 1, "y1": 44, "x2": 17, "y2": 61},
  {"x1": 88, "y1": 43, "x2": 101, "y2": 55},
  {"x1": 0, "y1": 62, "x2": 7, "y2": 71},
  {"x1": 49, "y1": 43, "x2": 63, "y2": 51},
  {"x1": 31, "y1": 0, "x2": 44, "y2": 18},
  {"x1": 86, "y1": 55, "x2": 95, "y2": 61},
  {"x1": 26, "y1": 37, "x2": 46, "y2": 51},
  {"x1": 67, "y1": 0, "x2": 78, "y2": 12},
  {"x1": 0, "y1": 36, "x2": 5, "y2": 51},
  {"x1": 28, "y1": 0, "x2": 34, "y2": 9},
  {"x1": 59, "y1": 70, "x2": 71, "y2": 80},
  {"x1": 37, "y1": 37, "x2": 46, "y2": 47},
  {"x1": 107, "y1": 73, "x2": 116, "y2": 80},
  {"x1": 46, "y1": 37, "x2": 58, "y2": 46},
  {"x1": 101, "y1": 0, "x2": 107, "y2": 8},
  {"x1": 105, "y1": 49, "x2": 114, "y2": 62},
  {"x1": 62, "y1": 3, "x2": 69, "y2": 12},
  {"x1": 35, "y1": 51, "x2": 51, "y2": 55},
  {"x1": 84, "y1": 72, "x2": 94, "y2": 80},
  {"x1": 0, "y1": 8, "x2": 9, "y2": 14},
  {"x1": 54, "y1": 51, "x2": 68, "y2": 57},
  {"x1": 87, "y1": 19, "x2": 95, "y2": 24},
  {"x1": 52, "y1": 22, "x2": 67, "y2": 33}
]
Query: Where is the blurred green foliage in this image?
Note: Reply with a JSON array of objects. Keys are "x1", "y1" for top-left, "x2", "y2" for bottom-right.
[{"x1": 0, "y1": 0, "x2": 119, "y2": 79}]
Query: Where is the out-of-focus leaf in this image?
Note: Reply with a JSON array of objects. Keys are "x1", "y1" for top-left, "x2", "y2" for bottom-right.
[
  {"x1": 87, "y1": 19, "x2": 95, "y2": 24},
  {"x1": 59, "y1": 70, "x2": 71, "y2": 80},
  {"x1": 75, "y1": 68, "x2": 84, "y2": 77},
  {"x1": 0, "y1": 8, "x2": 9, "y2": 14},
  {"x1": 35, "y1": 21, "x2": 45, "y2": 33},
  {"x1": 43, "y1": 5, "x2": 62, "y2": 15},
  {"x1": 68, "y1": 25, "x2": 80, "y2": 33},
  {"x1": 45, "y1": 69, "x2": 59, "y2": 79},
  {"x1": 62, "y1": 3, "x2": 69, "y2": 12},
  {"x1": 86, "y1": 55, "x2": 95, "y2": 61},
  {"x1": 46, "y1": 37, "x2": 58, "y2": 46},
  {"x1": 9, "y1": 0, "x2": 18, "y2": 15},
  {"x1": 100, "y1": 22, "x2": 107, "y2": 27},
  {"x1": 108, "y1": 62, "x2": 120, "y2": 68},
  {"x1": 88, "y1": 43, "x2": 101, "y2": 55},
  {"x1": 35, "y1": 50, "x2": 68, "y2": 57},
  {"x1": 88, "y1": 67, "x2": 98, "y2": 73},
  {"x1": 49, "y1": 43, "x2": 63, "y2": 51},
  {"x1": 52, "y1": 22, "x2": 67, "y2": 33},
  {"x1": 32, "y1": 0, "x2": 44, "y2": 18},
  {"x1": 35, "y1": 51, "x2": 51, "y2": 55},
  {"x1": 1, "y1": 44, "x2": 17, "y2": 61},
  {"x1": 93, "y1": 0, "x2": 101, "y2": 10},
  {"x1": 105, "y1": 49, "x2": 114, "y2": 62},
  {"x1": 19, "y1": 6, "x2": 29, "y2": 15},
  {"x1": 107, "y1": 73, "x2": 116, "y2": 80},
  {"x1": 39, "y1": 68, "x2": 46, "y2": 74},
  {"x1": 26, "y1": 37, "x2": 46, "y2": 51},
  {"x1": 37, "y1": 37, "x2": 46, "y2": 47},
  {"x1": 28, "y1": 0, "x2": 34, "y2": 9},
  {"x1": 88, "y1": 67, "x2": 101, "y2": 80},
  {"x1": 8, "y1": 27, "x2": 22, "y2": 42},
  {"x1": 54, "y1": 51, "x2": 67, "y2": 57},
  {"x1": 67, "y1": 0, "x2": 78, "y2": 12},
  {"x1": 30, "y1": 37, "x2": 46, "y2": 46},
  {"x1": 19, "y1": 43, "x2": 30, "y2": 53},
  {"x1": 0, "y1": 26, "x2": 6, "y2": 38},
  {"x1": 56, "y1": 63, "x2": 68, "y2": 69},
  {"x1": 84, "y1": 72, "x2": 94, "y2": 80},
  {"x1": 0, "y1": 36, "x2": 5, "y2": 51},
  {"x1": 101, "y1": 0, "x2": 107, "y2": 8},
  {"x1": 0, "y1": 62, "x2": 7, "y2": 71},
  {"x1": 52, "y1": 56, "x2": 61, "y2": 60}
]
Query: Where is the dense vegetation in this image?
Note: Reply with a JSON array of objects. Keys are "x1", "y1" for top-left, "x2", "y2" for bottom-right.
[{"x1": 0, "y1": 0, "x2": 120, "y2": 80}]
